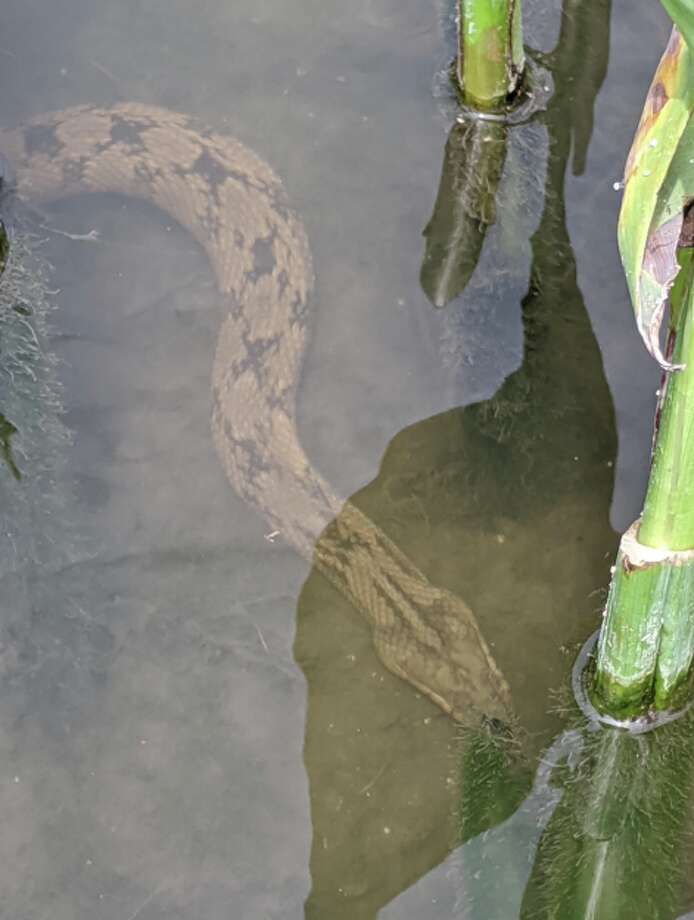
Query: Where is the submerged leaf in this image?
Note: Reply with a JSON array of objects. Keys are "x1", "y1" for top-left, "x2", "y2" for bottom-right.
[{"x1": 618, "y1": 27, "x2": 694, "y2": 367}]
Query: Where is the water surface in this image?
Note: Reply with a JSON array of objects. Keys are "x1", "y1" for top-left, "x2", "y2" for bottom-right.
[{"x1": 0, "y1": 1, "x2": 687, "y2": 918}]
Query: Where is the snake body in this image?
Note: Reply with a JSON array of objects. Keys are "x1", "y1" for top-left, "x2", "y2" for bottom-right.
[{"x1": 0, "y1": 103, "x2": 512, "y2": 724}]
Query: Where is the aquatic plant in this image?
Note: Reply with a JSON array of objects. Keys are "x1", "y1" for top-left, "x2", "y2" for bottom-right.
[
  {"x1": 0, "y1": 229, "x2": 72, "y2": 569},
  {"x1": 593, "y1": 5, "x2": 694, "y2": 717}
]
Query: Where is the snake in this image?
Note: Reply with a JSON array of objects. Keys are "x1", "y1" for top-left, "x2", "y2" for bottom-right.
[{"x1": 0, "y1": 103, "x2": 512, "y2": 725}]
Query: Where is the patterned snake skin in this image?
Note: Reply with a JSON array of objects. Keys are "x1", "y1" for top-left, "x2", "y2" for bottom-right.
[{"x1": 0, "y1": 103, "x2": 512, "y2": 724}]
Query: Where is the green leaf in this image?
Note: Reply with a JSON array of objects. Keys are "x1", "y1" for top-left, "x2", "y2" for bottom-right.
[
  {"x1": 661, "y1": 0, "x2": 694, "y2": 52},
  {"x1": 618, "y1": 28, "x2": 694, "y2": 367}
]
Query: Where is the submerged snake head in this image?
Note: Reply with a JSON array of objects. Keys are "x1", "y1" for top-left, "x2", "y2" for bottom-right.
[
  {"x1": 371, "y1": 582, "x2": 514, "y2": 728},
  {"x1": 316, "y1": 502, "x2": 514, "y2": 727}
]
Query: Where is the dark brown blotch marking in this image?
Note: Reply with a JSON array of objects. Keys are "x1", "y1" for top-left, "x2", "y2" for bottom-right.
[
  {"x1": 250, "y1": 232, "x2": 276, "y2": 281},
  {"x1": 648, "y1": 81, "x2": 668, "y2": 118},
  {"x1": 193, "y1": 148, "x2": 234, "y2": 190},
  {"x1": 109, "y1": 116, "x2": 152, "y2": 152},
  {"x1": 24, "y1": 123, "x2": 63, "y2": 158},
  {"x1": 232, "y1": 330, "x2": 281, "y2": 379}
]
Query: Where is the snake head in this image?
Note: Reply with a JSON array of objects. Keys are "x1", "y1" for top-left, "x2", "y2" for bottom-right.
[{"x1": 372, "y1": 583, "x2": 514, "y2": 728}]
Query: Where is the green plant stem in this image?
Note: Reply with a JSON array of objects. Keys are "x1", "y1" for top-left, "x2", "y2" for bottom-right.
[
  {"x1": 458, "y1": 0, "x2": 524, "y2": 111},
  {"x1": 640, "y1": 256, "x2": 694, "y2": 549},
  {"x1": 592, "y1": 524, "x2": 694, "y2": 716},
  {"x1": 593, "y1": 264, "x2": 694, "y2": 716}
]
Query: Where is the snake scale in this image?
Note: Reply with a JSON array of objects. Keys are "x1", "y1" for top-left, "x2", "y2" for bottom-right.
[{"x1": 0, "y1": 103, "x2": 511, "y2": 724}]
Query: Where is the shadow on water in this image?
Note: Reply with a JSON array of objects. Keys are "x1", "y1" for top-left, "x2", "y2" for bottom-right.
[{"x1": 290, "y1": 0, "x2": 694, "y2": 916}]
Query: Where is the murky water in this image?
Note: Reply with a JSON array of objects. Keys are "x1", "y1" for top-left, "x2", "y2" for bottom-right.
[{"x1": 0, "y1": 0, "x2": 689, "y2": 917}]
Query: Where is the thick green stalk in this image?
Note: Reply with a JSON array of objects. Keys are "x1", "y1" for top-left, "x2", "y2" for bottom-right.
[
  {"x1": 640, "y1": 255, "x2": 694, "y2": 549},
  {"x1": 593, "y1": 525, "x2": 694, "y2": 716},
  {"x1": 458, "y1": 0, "x2": 524, "y2": 111},
  {"x1": 593, "y1": 262, "x2": 694, "y2": 716}
]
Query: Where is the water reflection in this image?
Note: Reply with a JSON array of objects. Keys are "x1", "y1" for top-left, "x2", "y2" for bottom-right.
[
  {"x1": 297, "y1": 0, "x2": 621, "y2": 916},
  {"x1": 420, "y1": 117, "x2": 508, "y2": 308},
  {"x1": 521, "y1": 707, "x2": 694, "y2": 919}
]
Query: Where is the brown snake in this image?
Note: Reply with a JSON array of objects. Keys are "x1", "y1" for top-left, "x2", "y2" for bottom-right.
[{"x1": 0, "y1": 103, "x2": 512, "y2": 724}]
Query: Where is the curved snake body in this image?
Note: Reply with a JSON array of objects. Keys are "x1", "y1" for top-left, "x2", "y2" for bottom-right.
[{"x1": 0, "y1": 104, "x2": 511, "y2": 724}]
